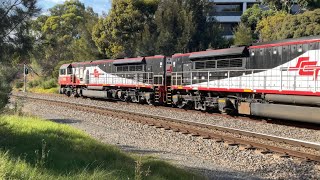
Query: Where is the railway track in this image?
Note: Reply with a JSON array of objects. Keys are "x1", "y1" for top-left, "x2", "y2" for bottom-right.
[
  {"x1": 15, "y1": 92, "x2": 320, "y2": 130},
  {"x1": 12, "y1": 94, "x2": 320, "y2": 162},
  {"x1": 67, "y1": 93, "x2": 320, "y2": 130}
]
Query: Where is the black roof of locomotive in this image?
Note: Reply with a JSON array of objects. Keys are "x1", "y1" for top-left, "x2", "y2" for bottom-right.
[
  {"x1": 113, "y1": 57, "x2": 145, "y2": 65},
  {"x1": 189, "y1": 46, "x2": 248, "y2": 59},
  {"x1": 252, "y1": 35, "x2": 320, "y2": 46}
]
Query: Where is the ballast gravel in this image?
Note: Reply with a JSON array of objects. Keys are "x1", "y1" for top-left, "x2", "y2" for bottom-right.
[
  {"x1": 14, "y1": 92, "x2": 320, "y2": 144},
  {"x1": 11, "y1": 92, "x2": 320, "y2": 180}
]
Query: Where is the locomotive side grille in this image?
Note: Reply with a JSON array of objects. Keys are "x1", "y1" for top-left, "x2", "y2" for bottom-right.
[
  {"x1": 217, "y1": 60, "x2": 229, "y2": 68},
  {"x1": 136, "y1": 65, "x2": 143, "y2": 71},
  {"x1": 206, "y1": 61, "x2": 216, "y2": 69},
  {"x1": 117, "y1": 65, "x2": 143, "y2": 72},
  {"x1": 229, "y1": 59, "x2": 243, "y2": 67},
  {"x1": 195, "y1": 58, "x2": 243, "y2": 69},
  {"x1": 195, "y1": 62, "x2": 205, "y2": 69},
  {"x1": 129, "y1": 66, "x2": 135, "y2": 71}
]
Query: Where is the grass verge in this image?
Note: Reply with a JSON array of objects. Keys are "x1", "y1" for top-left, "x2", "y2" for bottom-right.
[
  {"x1": 0, "y1": 115, "x2": 202, "y2": 180},
  {"x1": 27, "y1": 87, "x2": 59, "y2": 94}
]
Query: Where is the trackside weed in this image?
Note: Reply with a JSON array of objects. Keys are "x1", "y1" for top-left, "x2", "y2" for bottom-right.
[{"x1": 35, "y1": 139, "x2": 50, "y2": 168}]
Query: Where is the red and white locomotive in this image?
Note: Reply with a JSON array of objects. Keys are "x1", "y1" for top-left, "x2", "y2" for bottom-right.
[{"x1": 59, "y1": 36, "x2": 320, "y2": 124}]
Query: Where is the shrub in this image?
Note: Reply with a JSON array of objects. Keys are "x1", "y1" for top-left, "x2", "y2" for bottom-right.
[
  {"x1": 41, "y1": 79, "x2": 57, "y2": 89},
  {"x1": 15, "y1": 81, "x2": 24, "y2": 89}
]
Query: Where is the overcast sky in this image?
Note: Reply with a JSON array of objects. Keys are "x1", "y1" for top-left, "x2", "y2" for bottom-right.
[{"x1": 37, "y1": 0, "x2": 111, "y2": 15}]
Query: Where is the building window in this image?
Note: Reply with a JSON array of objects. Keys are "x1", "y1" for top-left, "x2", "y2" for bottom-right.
[
  {"x1": 209, "y1": 3, "x2": 243, "y2": 16},
  {"x1": 215, "y1": 4, "x2": 242, "y2": 12}
]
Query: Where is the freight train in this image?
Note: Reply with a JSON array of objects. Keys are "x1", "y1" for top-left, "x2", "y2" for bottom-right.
[{"x1": 59, "y1": 36, "x2": 320, "y2": 124}]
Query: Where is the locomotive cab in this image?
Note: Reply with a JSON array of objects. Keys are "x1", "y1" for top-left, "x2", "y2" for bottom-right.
[{"x1": 58, "y1": 64, "x2": 75, "y2": 85}]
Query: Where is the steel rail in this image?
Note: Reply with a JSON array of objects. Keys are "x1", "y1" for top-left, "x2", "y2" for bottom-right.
[{"x1": 12, "y1": 94, "x2": 320, "y2": 162}]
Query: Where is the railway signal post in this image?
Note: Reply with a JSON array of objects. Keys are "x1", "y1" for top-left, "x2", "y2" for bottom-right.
[{"x1": 23, "y1": 64, "x2": 28, "y2": 92}]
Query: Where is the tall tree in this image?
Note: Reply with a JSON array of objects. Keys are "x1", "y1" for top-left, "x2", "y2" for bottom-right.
[
  {"x1": 154, "y1": 0, "x2": 227, "y2": 55},
  {"x1": 256, "y1": 9, "x2": 320, "y2": 42},
  {"x1": 92, "y1": 0, "x2": 144, "y2": 58},
  {"x1": 32, "y1": 0, "x2": 101, "y2": 76},
  {"x1": 241, "y1": 4, "x2": 275, "y2": 35},
  {"x1": 94, "y1": 0, "x2": 227, "y2": 57},
  {"x1": 255, "y1": 12, "x2": 288, "y2": 42},
  {"x1": 134, "y1": 0, "x2": 159, "y2": 56},
  {"x1": 233, "y1": 23, "x2": 253, "y2": 46},
  {"x1": 154, "y1": 0, "x2": 195, "y2": 55},
  {"x1": 0, "y1": 0, "x2": 39, "y2": 64},
  {"x1": 0, "y1": 0, "x2": 39, "y2": 110},
  {"x1": 185, "y1": 0, "x2": 211, "y2": 51}
]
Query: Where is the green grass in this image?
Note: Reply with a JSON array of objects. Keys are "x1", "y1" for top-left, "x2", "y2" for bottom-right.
[
  {"x1": 13, "y1": 87, "x2": 59, "y2": 94},
  {"x1": 28, "y1": 87, "x2": 59, "y2": 94},
  {"x1": 0, "y1": 115, "x2": 202, "y2": 180}
]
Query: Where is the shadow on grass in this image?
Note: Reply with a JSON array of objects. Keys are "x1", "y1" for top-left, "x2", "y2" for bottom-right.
[
  {"x1": 118, "y1": 145, "x2": 170, "y2": 155},
  {"x1": 0, "y1": 120, "x2": 134, "y2": 178},
  {"x1": 49, "y1": 118, "x2": 82, "y2": 124},
  {"x1": 0, "y1": 116, "x2": 203, "y2": 179}
]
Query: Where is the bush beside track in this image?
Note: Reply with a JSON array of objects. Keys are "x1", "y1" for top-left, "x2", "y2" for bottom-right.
[
  {"x1": 0, "y1": 115, "x2": 201, "y2": 179},
  {"x1": 14, "y1": 78, "x2": 59, "y2": 94}
]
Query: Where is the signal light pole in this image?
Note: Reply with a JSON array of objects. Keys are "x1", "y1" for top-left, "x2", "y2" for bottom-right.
[{"x1": 23, "y1": 64, "x2": 28, "y2": 93}]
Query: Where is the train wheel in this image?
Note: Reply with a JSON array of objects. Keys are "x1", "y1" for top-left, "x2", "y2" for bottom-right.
[
  {"x1": 75, "y1": 88, "x2": 82, "y2": 97},
  {"x1": 224, "y1": 108, "x2": 237, "y2": 116},
  {"x1": 131, "y1": 95, "x2": 139, "y2": 103},
  {"x1": 200, "y1": 103, "x2": 207, "y2": 111},
  {"x1": 66, "y1": 90, "x2": 71, "y2": 97},
  {"x1": 176, "y1": 100, "x2": 186, "y2": 109},
  {"x1": 147, "y1": 98, "x2": 154, "y2": 105}
]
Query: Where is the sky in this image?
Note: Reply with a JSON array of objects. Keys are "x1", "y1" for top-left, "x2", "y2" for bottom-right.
[{"x1": 37, "y1": 0, "x2": 111, "y2": 15}]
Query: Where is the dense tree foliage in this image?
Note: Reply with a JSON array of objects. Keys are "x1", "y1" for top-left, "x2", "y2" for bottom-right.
[
  {"x1": 240, "y1": 4, "x2": 275, "y2": 39},
  {"x1": 0, "y1": 0, "x2": 39, "y2": 110},
  {"x1": 263, "y1": 0, "x2": 320, "y2": 12},
  {"x1": 233, "y1": 23, "x2": 253, "y2": 46},
  {"x1": 0, "y1": 0, "x2": 39, "y2": 64},
  {"x1": 32, "y1": 0, "x2": 102, "y2": 76},
  {"x1": 92, "y1": 0, "x2": 162, "y2": 58},
  {"x1": 93, "y1": 0, "x2": 228, "y2": 57},
  {"x1": 92, "y1": 0, "x2": 153, "y2": 58},
  {"x1": 256, "y1": 9, "x2": 320, "y2": 42},
  {"x1": 236, "y1": 1, "x2": 320, "y2": 44},
  {"x1": 154, "y1": 0, "x2": 194, "y2": 55}
]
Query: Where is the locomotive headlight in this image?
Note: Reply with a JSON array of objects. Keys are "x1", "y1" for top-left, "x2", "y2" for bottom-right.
[
  {"x1": 273, "y1": 50, "x2": 277, "y2": 54},
  {"x1": 201, "y1": 76, "x2": 205, "y2": 80},
  {"x1": 251, "y1": 52, "x2": 255, "y2": 56}
]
